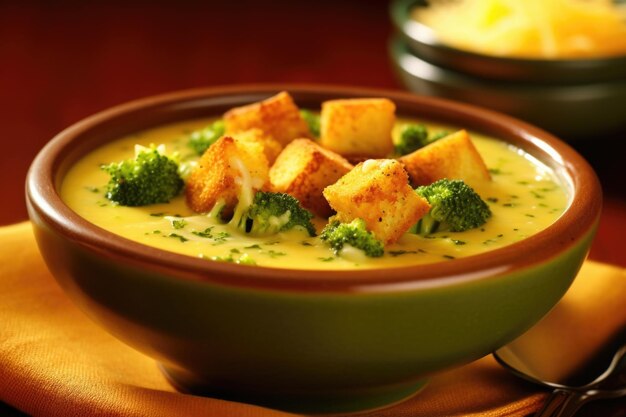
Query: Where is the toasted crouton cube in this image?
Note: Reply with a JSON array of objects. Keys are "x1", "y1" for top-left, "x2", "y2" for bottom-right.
[
  {"x1": 224, "y1": 91, "x2": 311, "y2": 146},
  {"x1": 323, "y1": 159, "x2": 430, "y2": 244},
  {"x1": 186, "y1": 136, "x2": 269, "y2": 213},
  {"x1": 269, "y1": 138, "x2": 353, "y2": 217},
  {"x1": 320, "y1": 98, "x2": 395, "y2": 159},
  {"x1": 399, "y1": 130, "x2": 491, "y2": 187},
  {"x1": 231, "y1": 128, "x2": 283, "y2": 165}
]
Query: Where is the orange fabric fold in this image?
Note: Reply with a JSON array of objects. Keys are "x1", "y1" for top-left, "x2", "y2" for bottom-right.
[{"x1": 0, "y1": 222, "x2": 624, "y2": 417}]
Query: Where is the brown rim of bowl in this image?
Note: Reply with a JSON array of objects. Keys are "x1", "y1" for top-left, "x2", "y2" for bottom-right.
[{"x1": 26, "y1": 84, "x2": 602, "y2": 293}]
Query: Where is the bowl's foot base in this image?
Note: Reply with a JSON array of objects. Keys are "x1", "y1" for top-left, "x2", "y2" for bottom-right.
[{"x1": 159, "y1": 364, "x2": 428, "y2": 415}]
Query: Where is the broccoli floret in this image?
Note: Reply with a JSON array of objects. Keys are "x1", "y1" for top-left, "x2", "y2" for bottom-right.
[
  {"x1": 187, "y1": 120, "x2": 225, "y2": 155},
  {"x1": 300, "y1": 109, "x2": 320, "y2": 139},
  {"x1": 320, "y1": 218, "x2": 384, "y2": 258},
  {"x1": 395, "y1": 124, "x2": 428, "y2": 155},
  {"x1": 102, "y1": 145, "x2": 184, "y2": 206},
  {"x1": 395, "y1": 124, "x2": 449, "y2": 156},
  {"x1": 413, "y1": 179, "x2": 491, "y2": 235},
  {"x1": 230, "y1": 191, "x2": 316, "y2": 237}
]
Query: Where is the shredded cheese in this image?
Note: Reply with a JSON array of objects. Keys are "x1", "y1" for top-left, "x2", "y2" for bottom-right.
[{"x1": 413, "y1": 0, "x2": 626, "y2": 58}]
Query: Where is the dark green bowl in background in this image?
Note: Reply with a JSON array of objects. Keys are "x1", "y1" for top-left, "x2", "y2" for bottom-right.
[
  {"x1": 26, "y1": 85, "x2": 601, "y2": 414},
  {"x1": 390, "y1": 0, "x2": 626, "y2": 139}
]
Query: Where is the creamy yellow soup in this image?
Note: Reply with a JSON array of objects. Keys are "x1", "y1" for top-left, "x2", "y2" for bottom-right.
[
  {"x1": 413, "y1": 0, "x2": 626, "y2": 59},
  {"x1": 61, "y1": 119, "x2": 569, "y2": 270}
]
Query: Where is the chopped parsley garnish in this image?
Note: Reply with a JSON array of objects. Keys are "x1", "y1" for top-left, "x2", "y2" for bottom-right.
[
  {"x1": 168, "y1": 233, "x2": 188, "y2": 243},
  {"x1": 213, "y1": 231, "x2": 230, "y2": 243},
  {"x1": 188, "y1": 227, "x2": 230, "y2": 245},
  {"x1": 387, "y1": 250, "x2": 420, "y2": 257},
  {"x1": 540, "y1": 186, "x2": 556, "y2": 192},
  {"x1": 318, "y1": 257, "x2": 335, "y2": 262},
  {"x1": 266, "y1": 250, "x2": 286, "y2": 258},
  {"x1": 192, "y1": 227, "x2": 214, "y2": 238},
  {"x1": 170, "y1": 218, "x2": 187, "y2": 229}
]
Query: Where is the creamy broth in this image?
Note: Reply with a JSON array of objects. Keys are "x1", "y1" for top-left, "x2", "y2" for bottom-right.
[
  {"x1": 61, "y1": 118, "x2": 569, "y2": 270},
  {"x1": 413, "y1": 0, "x2": 626, "y2": 59}
]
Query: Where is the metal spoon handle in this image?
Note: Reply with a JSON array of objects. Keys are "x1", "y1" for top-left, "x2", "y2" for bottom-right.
[{"x1": 534, "y1": 389, "x2": 589, "y2": 417}]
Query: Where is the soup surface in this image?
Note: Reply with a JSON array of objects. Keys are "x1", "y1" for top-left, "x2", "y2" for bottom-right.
[
  {"x1": 61, "y1": 118, "x2": 569, "y2": 270},
  {"x1": 413, "y1": 0, "x2": 626, "y2": 59}
]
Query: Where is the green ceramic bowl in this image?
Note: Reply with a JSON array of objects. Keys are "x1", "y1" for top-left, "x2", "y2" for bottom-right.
[
  {"x1": 390, "y1": 0, "x2": 626, "y2": 139},
  {"x1": 26, "y1": 85, "x2": 601, "y2": 414}
]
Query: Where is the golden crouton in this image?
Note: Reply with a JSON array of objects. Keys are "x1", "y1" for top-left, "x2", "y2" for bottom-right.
[
  {"x1": 231, "y1": 128, "x2": 283, "y2": 165},
  {"x1": 323, "y1": 159, "x2": 430, "y2": 244},
  {"x1": 399, "y1": 130, "x2": 491, "y2": 187},
  {"x1": 186, "y1": 136, "x2": 269, "y2": 213},
  {"x1": 269, "y1": 138, "x2": 353, "y2": 217},
  {"x1": 224, "y1": 91, "x2": 311, "y2": 146},
  {"x1": 320, "y1": 98, "x2": 395, "y2": 159}
]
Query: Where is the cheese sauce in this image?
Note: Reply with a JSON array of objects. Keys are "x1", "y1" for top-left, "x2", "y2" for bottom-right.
[
  {"x1": 61, "y1": 119, "x2": 569, "y2": 270},
  {"x1": 413, "y1": 0, "x2": 626, "y2": 59}
]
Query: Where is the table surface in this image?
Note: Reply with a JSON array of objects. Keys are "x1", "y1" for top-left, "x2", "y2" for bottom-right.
[{"x1": 1, "y1": 1, "x2": 624, "y2": 415}]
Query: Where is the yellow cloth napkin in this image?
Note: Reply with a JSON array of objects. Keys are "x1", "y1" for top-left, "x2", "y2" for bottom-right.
[{"x1": 1, "y1": 222, "x2": 624, "y2": 417}]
